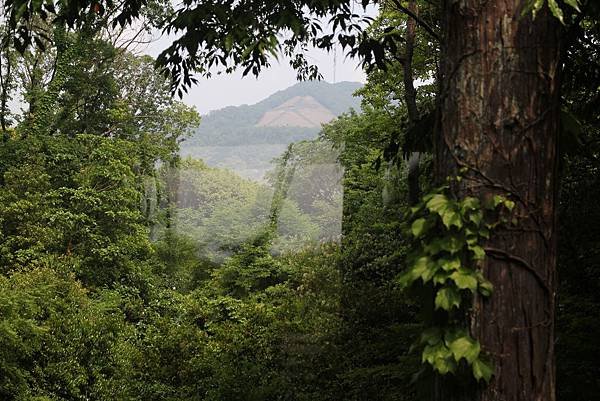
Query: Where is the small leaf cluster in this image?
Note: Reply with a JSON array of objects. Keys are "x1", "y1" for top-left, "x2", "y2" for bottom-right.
[
  {"x1": 524, "y1": 0, "x2": 580, "y2": 24},
  {"x1": 418, "y1": 327, "x2": 493, "y2": 382},
  {"x1": 399, "y1": 185, "x2": 515, "y2": 383}
]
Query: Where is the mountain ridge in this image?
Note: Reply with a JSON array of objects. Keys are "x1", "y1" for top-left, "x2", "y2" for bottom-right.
[
  {"x1": 256, "y1": 96, "x2": 336, "y2": 128},
  {"x1": 183, "y1": 81, "x2": 362, "y2": 147}
]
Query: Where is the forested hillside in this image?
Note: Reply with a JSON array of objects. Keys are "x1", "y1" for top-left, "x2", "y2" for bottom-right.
[
  {"x1": 0, "y1": 0, "x2": 599, "y2": 401},
  {"x1": 180, "y1": 81, "x2": 361, "y2": 180},
  {"x1": 185, "y1": 81, "x2": 362, "y2": 146}
]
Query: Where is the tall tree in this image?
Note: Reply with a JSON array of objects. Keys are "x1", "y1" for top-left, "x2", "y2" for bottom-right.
[
  {"x1": 1, "y1": 1, "x2": 595, "y2": 400},
  {"x1": 435, "y1": 1, "x2": 562, "y2": 400}
]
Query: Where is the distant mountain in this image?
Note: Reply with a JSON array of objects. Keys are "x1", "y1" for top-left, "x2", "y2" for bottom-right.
[
  {"x1": 183, "y1": 81, "x2": 362, "y2": 147},
  {"x1": 256, "y1": 96, "x2": 336, "y2": 128},
  {"x1": 180, "y1": 81, "x2": 362, "y2": 180}
]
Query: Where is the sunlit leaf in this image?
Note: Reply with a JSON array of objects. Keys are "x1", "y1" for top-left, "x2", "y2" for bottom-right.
[
  {"x1": 435, "y1": 287, "x2": 461, "y2": 310},
  {"x1": 473, "y1": 358, "x2": 494, "y2": 382}
]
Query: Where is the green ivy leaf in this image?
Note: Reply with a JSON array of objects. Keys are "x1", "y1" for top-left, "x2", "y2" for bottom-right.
[
  {"x1": 426, "y1": 194, "x2": 449, "y2": 216},
  {"x1": 469, "y1": 210, "x2": 483, "y2": 226},
  {"x1": 473, "y1": 358, "x2": 494, "y2": 383},
  {"x1": 422, "y1": 342, "x2": 446, "y2": 364},
  {"x1": 420, "y1": 327, "x2": 442, "y2": 346},
  {"x1": 503, "y1": 199, "x2": 515, "y2": 211},
  {"x1": 435, "y1": 287, "x2": 461, "y2": 310},
  {"x1": 439, "y1": 235, "x2": 464, "y2": 254},
  {"x1": 397, "y1": 270, "x2": 414, "y2": 289},
  {"x1": 424, "y1": 238, "x2": 444, "y2": 255},
  {"x1": 492, "y1": 195, "x2": 505, "y2": 208},
  {"x1": 450, "y1": 269, "x2": 478, "y2": 292},
  {"x1": 433, "y1": 271, "x2": 451, "y2": 285},
  {"x1": 423, "y1": 342, "x2": 457, "y2": 375},
  {"x1": 460, "y1": 197, "x2": 480, "y2": 213},
  {"x1": 468, "y1": 244, "x2": 486, "y2": 260},
  {"x1": 479, "y1": 279, "x2": 493, "y2": 297},
  {"x1": 466, "y1": 236, "x2": 478, "y2": 246},
  {"x1": 434, "y1": 355, "x2": 457, "y2": 375},
  {"x1": 479, "y1": 226, "x2": 490, "y2": 239},
  {"x1": 416, "y1": 256, "x2": 437, "y2": 282},
  {"x1": 448, "y1": 335, "x2": 481, "y2": 363},
  {"x1": 442, "y1": 209, "x2": 462, "y2": 229},
  {"x1": 411, "y1": 218, "x2": 428, "y2": 238},
  {"x1": 410, "y1": 204, "x2": 423, "y2": 215},
  {"x1": 399, "y1": 256, "x2": 436, "y2": 287},
  {"x1": 439, "y1": 257, "x2": 461, "y2": 272}
]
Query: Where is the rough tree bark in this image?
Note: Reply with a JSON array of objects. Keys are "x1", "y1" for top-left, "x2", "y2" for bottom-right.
[{"x1": 436, "y1": 1, "x2": 562, "y2": 400}]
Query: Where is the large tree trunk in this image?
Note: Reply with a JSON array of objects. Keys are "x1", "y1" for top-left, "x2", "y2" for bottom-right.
[{"x1": 436, "y1": 1, "x2": 562, "y2": 400}]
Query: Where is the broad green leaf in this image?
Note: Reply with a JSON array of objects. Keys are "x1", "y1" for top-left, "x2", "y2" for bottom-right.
[
  {"x1": 410, "y1": 204, "x2": 424, "y2": 215},
  {"x1": 434, "y1": 355, "x2": 457, "y2": 375},
  {"x1": 443, "y1": 328, "x2": 464, "y2": 345},
  {"x1": 411, "y1": 218, "x2": 428, "y2": 238},
  {"x1": 460, "y1": 197, "x2": 479, "y2": 212},
  {"x1": 435, "y1": 287, "x2": 461, "y2": 310},
  {"x1": 422, "y1": 342, "x2": 446, "y2": 364},
  {"x1": 433, "y1": 271, "x2": 451, "y2": 285},
  {"x1": 492, "y1": 195, "x2": 504, "y2": 208},
  {"x1": 448, "y1": 335, "x2": 480, "y2": 363},
  {"x1": 439, "y1": 257, "x2": 461, "y2": 272},
  {"x1": 413, "y1": 256, "x2": 432, "y2": 275},
  {"x1": 460, "y1": 196, "x2": 479, "y2": 211},
  {"x1": 479, "y1": 279, "x2": 494, "y2": 297},
  {"x1": 469, "y1": 244, "x2": 486, "y2": 260},
  {"x1": 420, "y1": 327, "x2": 442, "y2": 346},
  {"x1": 422, "y1": 192, "x2": 436, "y2": 203},
  {"x1": 442, "y1": 209, "x2": 462, "y2": 229},
  {"x1": 442, "y1": 235, "x2": 464, "y2": 254},
  {"x1": 426, "y1": 194, "x2": 449, "y2": 215},
  {"x1": 397, "y1": 270, "x2": 414, "y2": 289},
  {"x1": 413, "y1": 256, "x2": 437, "y2": 282},
  {"x1": 398, "y1": 256, "x2": 435, "y2": 288},
  {"x1": 424, "y1": 238, "x2": 444, "y2": 255},
  {"x1": 450, "y1": 269, "x2": 478, "y2": 292},
  {"x1": 472, "y1": 358, "x2": 494, "y2": 382},
  {"x1": 503, "y1": 199, "x2": 515, "y2": 211},
  {"x1": 466, "y1": 235, "x2": 478, "y2": 246},
  {"x1": 479, "y1": 226, "x2": 490, "y2": 239},
  {"x1": 469, "y1": 210, "x2": 483, "y2": 226},
  {"x1": 422, "y1": 342, "x2": 457, "y2": 375}
]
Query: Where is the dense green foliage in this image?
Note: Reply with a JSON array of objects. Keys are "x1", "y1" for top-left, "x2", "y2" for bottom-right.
[
  {"x1": 0, "y1": 0, "x2": 599, "y2": 400},
  {"x1": 0, "y1": 18, "x2": 349, "y2": 401},
  {"x1": 181, "y1": 81, "x2": 362, "y2": 180}
]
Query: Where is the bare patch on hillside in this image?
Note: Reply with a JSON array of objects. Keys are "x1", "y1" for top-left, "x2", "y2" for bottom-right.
[{"x1": 256, "y1": 96, "x2": 336, "y2": 128}]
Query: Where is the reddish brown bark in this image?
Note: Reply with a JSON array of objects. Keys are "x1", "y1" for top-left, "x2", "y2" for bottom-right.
[{"x1": 436, "y1": 1, "x2": 562, "y2": 400}]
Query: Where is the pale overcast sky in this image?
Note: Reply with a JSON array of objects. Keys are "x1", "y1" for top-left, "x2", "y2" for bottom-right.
[
  {"x1": 140, "y1": 3, "x2": 377, "y2": 115},
  {"x1": 144, "y1": 37, "x2": 366, "y2": 115}
]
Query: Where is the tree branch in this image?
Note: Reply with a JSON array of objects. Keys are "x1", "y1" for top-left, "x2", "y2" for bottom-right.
[
  {"x1": 390, "y1": 0, "x2": 440, "y2": 42},
  {"x1": 484, "y1": 247, "x2": 551, "y2": 295}
]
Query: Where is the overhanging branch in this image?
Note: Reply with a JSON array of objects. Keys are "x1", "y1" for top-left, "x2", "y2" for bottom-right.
[{"x1": 390, "y1": 0, "x2": 440, "y2": 43}]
